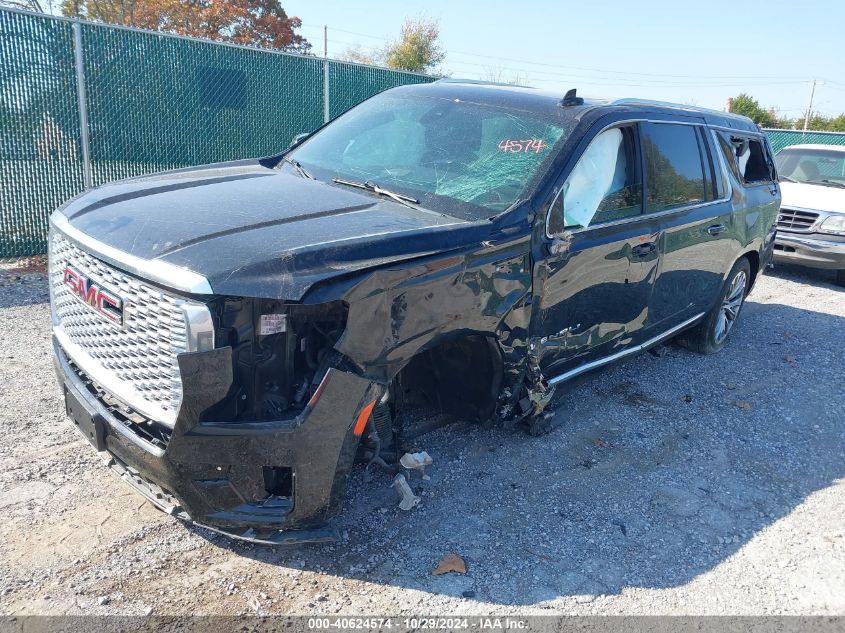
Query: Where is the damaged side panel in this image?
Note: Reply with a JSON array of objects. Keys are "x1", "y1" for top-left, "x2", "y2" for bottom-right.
[
  {"x1": 304, "y1": 232, "x2": 538, "y2": 424},
  {"x1": 528, "y1": 222, "x2": 659, "y2": 378}
]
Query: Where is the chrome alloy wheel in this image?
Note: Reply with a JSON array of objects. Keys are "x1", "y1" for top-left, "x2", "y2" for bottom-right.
[{"x1": 714, "y1": 270, "x2": 747, "y2": 344}]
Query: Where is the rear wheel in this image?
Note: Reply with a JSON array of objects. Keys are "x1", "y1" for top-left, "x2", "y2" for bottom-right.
[
  {"x1": 836, "y1": 270, "x2": 845, "y2": 288},
  {"x1": 678, "y1": 258, "x2": 751, "y2": 355}
]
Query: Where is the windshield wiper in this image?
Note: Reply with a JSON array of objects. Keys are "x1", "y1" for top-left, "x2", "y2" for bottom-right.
[
  {"x1": 809, "y1": 179, "x2": 845, "y2": 189},
  {"x1": 332, "y1": 178, "x2": 419, "y2": 209},
  {"x1": 779, "y1": 175, "x2": 797, "y2": 183},
  {"x1": 283, "y1": 157, "x2": 316, "y2": 180}
]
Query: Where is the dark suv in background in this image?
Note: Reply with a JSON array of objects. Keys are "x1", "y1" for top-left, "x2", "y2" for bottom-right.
[{"x1": 49, "y1": 81, "x2": 779, "y2": 543}]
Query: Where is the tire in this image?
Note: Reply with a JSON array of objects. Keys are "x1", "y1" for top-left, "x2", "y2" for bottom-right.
[
  {"x1": 836, "y1": 270, "x2": 845, "y2": 288},
  {"x1": 678, "y1": 258, "x2": 751, "y2": 355}
]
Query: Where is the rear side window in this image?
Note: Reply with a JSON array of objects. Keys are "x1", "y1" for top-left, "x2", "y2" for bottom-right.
[
  {"x1": 716, "y1": 132, "x2": 775, "y2": 185},
  {"x1": 642, "y1": 123, "x2": 709, "y2": 213}
]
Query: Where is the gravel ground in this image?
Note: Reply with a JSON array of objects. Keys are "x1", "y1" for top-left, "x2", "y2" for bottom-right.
[{"x1": 0, "y1": 262, "x2": 843, "y2": 616}]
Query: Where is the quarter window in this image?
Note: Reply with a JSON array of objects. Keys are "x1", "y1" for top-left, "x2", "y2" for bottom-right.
[
  {"x1": 741, "y1": 139, "x2": 775, "y2": 183},
  {"x1": 708, "y1": 130, "x2": 730, "y2": 199},
  {"x1": 716, "y1": 132, "x2": 775, "y2": 185},
  {"x1": 642, "y1": 123, "x2": 708, "y2": 213},
  {"x1": 553, "y1": 125, "x2": 642, "y2": 231}
]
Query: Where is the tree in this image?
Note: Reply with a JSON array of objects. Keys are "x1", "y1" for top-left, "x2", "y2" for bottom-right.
[
  {"x1": 383, "y1": 16, "x2": 444, "y2": 73},
  {"x1": 727, "y1": 94, "x2": 777, "y2": 127},
  {"x1": 483, "y1": 65, "x2": 525, "y2": 85},
  {"x1": 802, "y1": 112, "x2": 845, "y2": 132},
  {"x1": 827, "y1": 114, "x2": 845, "y2": 132},
  {"x1": 60, "y1": 0, "x2": 310, "y2": 53},
  {"x1": 0, "y1": 0, "x2": 45, "y2": 10},
  {"x1": 726, "y1": 93, "x2": 845, "y2": 131},
  {"x1": 339, "y1": 44, "x2": 381, "y2": 67}
]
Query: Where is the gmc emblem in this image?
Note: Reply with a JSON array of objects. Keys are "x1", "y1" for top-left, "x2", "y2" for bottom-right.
[{"x1": 63, "y1": 266, "x2": 124, "y2": 325}]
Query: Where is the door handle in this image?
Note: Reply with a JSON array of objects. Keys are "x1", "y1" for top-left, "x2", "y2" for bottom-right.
[
  {"x1": 631, "y1": 242, "x2": 656, "y2": 258},
  {"x1": 707, "y1": 224, "x2": 727, "y2": 236}
]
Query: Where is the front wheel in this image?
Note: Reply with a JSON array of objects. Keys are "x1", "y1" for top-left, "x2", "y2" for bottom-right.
[{"x1": 678, "y1": 258, "x2": 751, "y2": 355}]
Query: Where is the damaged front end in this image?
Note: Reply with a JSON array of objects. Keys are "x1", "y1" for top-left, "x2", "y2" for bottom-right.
[
  {"x1": 53, "y1": 289, "x2": 386, "y2": 544},
  {"x1": 207, "y1": 297, "x2": 351, "y2": 423}
]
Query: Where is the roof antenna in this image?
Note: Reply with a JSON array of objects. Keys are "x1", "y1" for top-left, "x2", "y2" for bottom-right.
[{"x1": 561, "y1": 88, "x2": 583, "y2": 107}]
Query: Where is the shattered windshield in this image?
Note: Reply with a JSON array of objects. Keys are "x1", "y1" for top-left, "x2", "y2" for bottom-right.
[{"x1": 288, "y1": 92, "x2": 575, "y2": 220}]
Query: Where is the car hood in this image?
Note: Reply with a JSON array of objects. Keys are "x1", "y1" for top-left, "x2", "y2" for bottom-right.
[
  {"x1": 780, "y1": 181, "x2": 845, "y2": 215},
  {"x1": 55, "y1": 160, "x2": 489, "y2": 300}
]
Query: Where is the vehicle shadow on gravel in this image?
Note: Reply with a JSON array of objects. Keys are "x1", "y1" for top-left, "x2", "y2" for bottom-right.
[
  {"x1": 767, "y1": 263, "x2": 842, "y2": 290},
  {"x1": 194, "y1": 290, "x2": 845, "y2": 606}
]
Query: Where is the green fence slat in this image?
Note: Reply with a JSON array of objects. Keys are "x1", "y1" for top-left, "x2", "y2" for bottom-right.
[
  {"x1": 80, "y1": 23, "x2": 327, "y2": 186},
  {"x1": 328, "y1": 60, "x2": 434, "y2": 120},
  {"x1": 0, "y1": 8, "x2": 436, "y2": 257},
  {"x1": 0, "y1": 9, "x2": 83, "y2": 257},
  {"x1": 763, "y1": 128, "x2": 845, "y2": 153}
]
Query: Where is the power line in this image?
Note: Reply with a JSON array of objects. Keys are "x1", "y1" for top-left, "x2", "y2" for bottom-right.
[
  {"x1": 320, "y1": 34, "x2": 813, "y2": 88},
  {"x1": 303, "y1": 21, "x2": 821, "y2": 84},
  {"x1": 300, "y1": 20, "x2": 843, "y2": 114},
  {"x1": 442, "y1": 59, "x2": 809, "y2": 88}
]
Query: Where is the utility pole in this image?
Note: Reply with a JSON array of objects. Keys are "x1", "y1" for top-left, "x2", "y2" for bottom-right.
[
  {"x1": 803, "y1": 79, "x2": 824, "y2": 134},
  {"x1": 322, "y1": 26, "x2": 330, "y2": 123}
]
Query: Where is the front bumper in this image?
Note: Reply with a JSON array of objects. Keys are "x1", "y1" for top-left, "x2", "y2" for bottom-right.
[
  {"x1": 53, "y1": 337, "x2": 380, "y2": 544},
  {"x1": 773, "y1": 232, "x2": 845, "y2": 270}
]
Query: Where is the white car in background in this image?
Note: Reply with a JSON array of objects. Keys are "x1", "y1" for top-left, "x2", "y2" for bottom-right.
[{"x1": 774, "y1": 143, "x2": 845, "y2": 287}]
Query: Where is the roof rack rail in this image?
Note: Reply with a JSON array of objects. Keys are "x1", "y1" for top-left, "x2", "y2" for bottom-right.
[
  {"x1": 434, "y1": 78, "x2": 531, "y2": 88},
  {"x1": 611, "y1": 98, "x2": 748, "y2": 119}
]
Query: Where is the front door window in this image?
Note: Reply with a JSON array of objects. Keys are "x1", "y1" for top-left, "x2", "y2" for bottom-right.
[{"x1": 549, "y1": 125, "x2": 642, "y2": 234}]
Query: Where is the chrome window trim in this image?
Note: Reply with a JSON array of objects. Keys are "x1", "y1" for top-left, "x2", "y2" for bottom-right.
[
  {"x1": 706, "y1": 123, "x2": 765, "y2": 137},
  {"x1": 709, "y1": 128, "x2": 734, "y2": 201},
  {"x1": 51, "y1": 212, "x2": 213, "y2": 295},
  {"x1": 545, "y1": 119, "x2": 731, "y2": 239},
  {"x1": 547, "y1": 311, "x2": 706, "y2": 386},
  {"x1": 647, "y1": 119, "x2": 704, "y2": 127}
]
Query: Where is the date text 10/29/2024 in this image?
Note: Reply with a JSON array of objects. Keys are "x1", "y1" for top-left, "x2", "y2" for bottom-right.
[{"x1": 307, "y1": 618, "x2": 529, "y2": 630}]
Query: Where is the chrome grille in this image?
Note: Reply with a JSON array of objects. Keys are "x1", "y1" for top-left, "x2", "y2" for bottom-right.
[
  {"x1": 49, "y1": 230, "x2": 212, "y2": 427},
  {"x1": 777, "y1": 208, "x2": 819, "y2": 231}
]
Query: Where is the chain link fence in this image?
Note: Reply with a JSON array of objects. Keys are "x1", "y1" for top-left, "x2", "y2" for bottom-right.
[
  {"x1": 0, "y1": 7, "x2": 434, "y2": 257},
  {"x1": 763, "y1": 128, "x2": 845, "y2": 153},
  {"x1": 7, "y1": 7, "x2": 845, "y2": 258},
  {"x1": 1, "y1": 9, "x2": 84, "y2": 258}
]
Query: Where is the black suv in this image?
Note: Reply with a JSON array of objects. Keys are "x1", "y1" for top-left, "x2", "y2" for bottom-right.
[{"x1": 49, "y1": 81, "x2": 780, "y2": 543}]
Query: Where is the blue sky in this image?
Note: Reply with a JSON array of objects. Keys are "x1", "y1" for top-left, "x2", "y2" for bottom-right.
[{"x1": 286, "y1": 0, "x2": 845, "y2": 118}]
